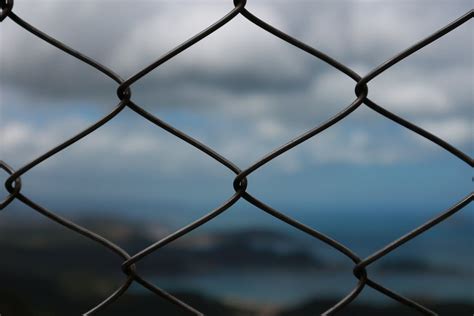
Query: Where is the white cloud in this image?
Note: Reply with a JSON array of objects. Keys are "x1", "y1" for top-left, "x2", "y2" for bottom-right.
[
  {"x1": 305, "y1": 129, "x2": 407, "y2": 165},
  {"x1": 110, "y1": 3, "x2": 309, "y2": 82},
  {"x1": 418, "y1": 117, "x2": 472, "y2": 145},
  {"x1": 1, "y1": 122, "x2": 31, "y2": 148},
  {"x1": 1, "y1": 0, "x2": 471, "y2": 173},
  {"x1": 373, "y1": 82, "x2": 450, "y2": 115},
  {"x1": 256, "y1": 118, "x2": 288, "y2": 141},
  {"x1": 368, "y1": 65, "x2": 472, "y2": 117}
]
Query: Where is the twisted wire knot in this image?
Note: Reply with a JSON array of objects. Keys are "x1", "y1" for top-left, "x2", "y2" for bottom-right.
[
  {"x1": 0, "y1": 3, "x2": 471, "y2": 316},
  {"x1": 233, "y1": 175, "x2": 248, "y2": 192},
  {"x1": 116, "y1": 84, "x2": 132, "y2": 101},
  {"x1": 0, "y1": 161, "x2": 21, "y2": 210},
  {"x1": 0, "y1": 0, "x2": 13, "y2": 22},
  {"x1": 233, "y1": 0, "x2": 247, "y2": 9}
]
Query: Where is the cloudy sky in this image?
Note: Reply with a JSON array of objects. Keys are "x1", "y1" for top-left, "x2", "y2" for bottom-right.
[{"x1": 0, "y1": 0, "x2": 472, "y2": 231}]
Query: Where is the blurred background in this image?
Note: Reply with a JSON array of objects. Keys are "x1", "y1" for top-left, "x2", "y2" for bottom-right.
[{"x1": 0, "y1": 0, "x2": 473, "y2": 315}]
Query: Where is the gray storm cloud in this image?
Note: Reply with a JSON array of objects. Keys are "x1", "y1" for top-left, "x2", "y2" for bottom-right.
[
  {"x1": 1, "y1": 0, "x2": 472, "y2": 168},
  {"x1": 0, "y1": 0, "x2": 471, "y2": 215},
  {"x1": 1, "y1": 1, "x2": 472, "y2": 107}
]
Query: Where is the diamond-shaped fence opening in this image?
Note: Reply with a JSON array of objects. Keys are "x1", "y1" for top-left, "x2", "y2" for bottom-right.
[{"x1": 0, "y1": 1, "x2": 472, "y2": 315}]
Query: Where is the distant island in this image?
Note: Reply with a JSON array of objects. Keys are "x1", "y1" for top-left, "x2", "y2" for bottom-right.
[{"x1": 0, "y1": 216, "x2": 472, "y2": 315}]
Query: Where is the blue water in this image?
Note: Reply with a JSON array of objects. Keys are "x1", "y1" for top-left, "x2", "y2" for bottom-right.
[
  {"x1": 136, "y1": 269, "x2": 473, "y2": 307},
  {"x1": 131, "y1": 208, "x2": 474, "y2": 307}
]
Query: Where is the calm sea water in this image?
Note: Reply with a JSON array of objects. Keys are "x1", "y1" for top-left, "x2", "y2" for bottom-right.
[
  {"x1": 145, "y1": 269, "x2": 474, "y2": 307},
  {"x1": 132, "y1": 210, "x2": 474, "y2": 307}
]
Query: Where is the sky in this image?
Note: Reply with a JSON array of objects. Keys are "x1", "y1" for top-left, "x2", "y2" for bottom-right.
[{"x1": 0, "y1": 0, "x2": 472, "y2": 230}]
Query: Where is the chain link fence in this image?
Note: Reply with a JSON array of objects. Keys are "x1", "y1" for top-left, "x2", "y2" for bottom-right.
[{"x1": 1, "y1": 1, "x2": 473, "y2": 315}]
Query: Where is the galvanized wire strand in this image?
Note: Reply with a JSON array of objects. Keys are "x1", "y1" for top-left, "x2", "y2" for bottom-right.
[
  {"x1": 354, "y1": 193, "x2": 474, "y2": 273},
  {"x1": 0, "y1": 160, "x2": 21, "y2": 209},
  {"x1": 120, "y1": 99, "x2": 375, "y2": 315},
  {"x1": 1, "y1": 1, "x2": 472, "y2": 315},
  {"x1": 2, "y1": 5, "x2": 206, "y2": 314},
  {"x1": 357, "y1": 10, "x2": 474, "y2": 86},
  {"x1": 116, "y1": 0, "x2": 247, "y2": 100},
  {"x1": 240, "y1": 7, "x2": 473, "y2": 167},
  {"x1": 121, "y1": 101, "x2": 374, "y2": 315},
  {"x1": 235, "y1": 7, "x2": 473, "y2": 314},
  {"x1": 124, "y1": 98, "x2": 374, "y2": 314},
  {"x1": 15, "y1": 193, "x2": 136, "y2": 316},
  {"x1": 1, "y1": 107, "x2": 200, "y2": 314},
  {"x1": 7, "y1": 12, "x2": 124, "y2": 84}
]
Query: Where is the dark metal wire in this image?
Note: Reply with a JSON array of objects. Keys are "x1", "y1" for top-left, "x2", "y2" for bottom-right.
[{"x1": 0, "y1": 1, "x2": 472, "y2": 315}]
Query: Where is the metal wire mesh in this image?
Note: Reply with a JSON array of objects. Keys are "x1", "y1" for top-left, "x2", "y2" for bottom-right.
[{"x1": 1, "y1": 1, "x2": 473, "y2": 315}]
